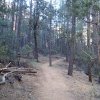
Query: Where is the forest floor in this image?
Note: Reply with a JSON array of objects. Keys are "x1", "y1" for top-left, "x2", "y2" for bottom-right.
[{"x1": 0, "y1": 55, "x2": 100, "y2": 100}]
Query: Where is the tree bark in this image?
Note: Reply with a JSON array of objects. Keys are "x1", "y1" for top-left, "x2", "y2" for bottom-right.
[
  {"x1": 34, "y1": 29, "x2": 39, "y2": 62},
  {"x1": 68, "y1": 15, "x2": 76, "y2": 76},
  {"x1": 28, "y1": 0, "x2": 32, "y2": 45},
  {"x1": 87, "y1": 12, "x2": 91, "y2": 48},
  {"x1": 11, "y1": 1, "x2": 15, "y2": 31},
  {"x1": 68, "y1": 0, "x2": 76, "y2": 75},
  {"x1": 48, "y1": 0, "x2": 52, "y2": 66},
  {"x1": 88, "y1": 60, "x2": 94, "y2": 82},
  {"x1": 16, "y1": 0, "x2": 23, "y2": 53},
  {"x1": 33, "y1": 0, "x2": 40, "y2": 62}
]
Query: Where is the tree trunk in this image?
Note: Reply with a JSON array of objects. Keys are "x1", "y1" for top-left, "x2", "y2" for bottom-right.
[
  {"x1": 11, "y1": 1, "x2": 15, "y2": 31},
  {"x1": 68, "y1": 15, "x2": 76, "y2": 76},
  {"x1": 88, "y1": 60, "x2": 94, "y2": 82},
  {"x1": 16, "y1": 0, "x2": 23, "y2": 66},
  {"x1": 33, "y1": 0, "x2": 39, "y2": 62},
  {"x1": 28, "y1": 0, "x2": 32, "y2": 45},
  {"x1": 87, "y1": 12, "x2": 91, "y2": 48},
  {"x1": 97, "y1": 11, "x2": 100, "y2": 64},
  {"x1": 48, "y1": 0, "x2": 52, "y2": 66},
  {"x1": 34, "y1": 29, "x2": 38, "y2": 62},
  {"x1": 92, "y1": 6, "x2": 98, "y2": 57},
  {"x1": 48, "y1": 32, "x2": 52, "y2": 66},
  {"x1": 16, "y1": 0, "x2": 23, "y2": 53}
]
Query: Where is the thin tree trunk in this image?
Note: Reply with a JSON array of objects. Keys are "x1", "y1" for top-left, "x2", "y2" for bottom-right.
[
  {"x1": 11, "y1": 1, "x2": 15, "y2": 31},
  {"x1": 16, "y1": 0, "x2": 23, "y2": 66},
  {"x1": 68, "y1": 2, "x2": 76, "y2": 76},
  {"x1": 92, "y1": 5, "x2": 98, "y2": 57},
  {"x1": 68, "y1": 16, "x2": 76, "y2": 76},
  {"x1": 87, "y1": 12, "x2": 91, "y2": 48},
  {"x1": 33, "y1": 0, "x2": 39, "y2": 62},
  {"x1": 66, "y1": 18, "x2": 70, "y2": 61},
  {"x1": 34, "y1": 29, "x2": 39, "y2": 62},
  {"x1": 28, "y1": 0, "x2": 32, "y2": 45},
  {"x1": 88, "y1": 60, "x2": 94, "y2": 82},
  {"x1": 48, "y1": 0, "x2": 52, "y2": 66},
  {"x1": 98, "y1": 11, "x2": 100, "y2": 64},
  {"x1": 16, "y1": 0, "x2": 23, "y2": 53},
  {"x1": 48, "y1": 30, "x2": 52, "y2": 66}
]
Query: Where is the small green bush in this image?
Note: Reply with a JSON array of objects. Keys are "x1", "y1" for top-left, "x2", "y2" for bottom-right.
[{"x1": 20, "y1": 45, "x2": 32, "y2": 56}]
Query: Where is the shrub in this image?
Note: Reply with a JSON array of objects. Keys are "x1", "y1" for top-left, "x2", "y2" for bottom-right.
[{"x1": 20, "y1": 45, "x2": 32, "y2": 57}]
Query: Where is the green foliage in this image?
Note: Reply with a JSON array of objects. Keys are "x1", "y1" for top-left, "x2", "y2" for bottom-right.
[
  {"x1": 0, "y1": 0, "x2": 8, "y2": 16},
  {"x1": 0, "y1": 44, "x2": 15, "y2": 62},
  {"x1": 20, "y1": 45, "x2": 32, "y2": 56},
  {"x1": 0, "y1": 22, "x2": 16, "y2": 61},
  {"x1": 76, "y1": 52, "x2": 89, "y2": 63},
  {"x1": 0, "y1": 45, "x2": 7, "y2": 56},
  {"x1": 93, "y1": 4, "x2": 100, "y2": 11},
  {"x1": 0, "y1": 18, "x2": 7, "y2": 26},
  {"x1": 76, "y1": 48, "x2": 95, "y2": 63}
]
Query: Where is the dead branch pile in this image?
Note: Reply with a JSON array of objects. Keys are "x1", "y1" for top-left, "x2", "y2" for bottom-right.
[{"x1": 0, "y1": 62, "x2": 37, "y2": 85}]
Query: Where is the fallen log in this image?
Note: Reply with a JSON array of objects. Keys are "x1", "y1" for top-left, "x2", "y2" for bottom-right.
[
  {"x1": 0, "y1": 68, "x2": 10, "y2": 73},
  {"x1": 12, "y1": 69, "x2": 37, "y2": 74},
  {"x1": 0, "y1": 68, "x2": 37, "y2": 84},
  {"x1": 0, "y1": 62, "x2": 37, "y2": 85},
  {"x1": 0, "y1": 62, "x2": 12, "y2": 73},
  {"x1": 0, "y1": 68, "x2": 37, "y2": 74}
]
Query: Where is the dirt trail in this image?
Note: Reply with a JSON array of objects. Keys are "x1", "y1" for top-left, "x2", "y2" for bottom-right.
[
  {"x1": 1, "y1": 58, "x2": 99, "y2": 100},
  {"x1": 36, "y1": 59, "x2": 94, "y2": 100}
]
